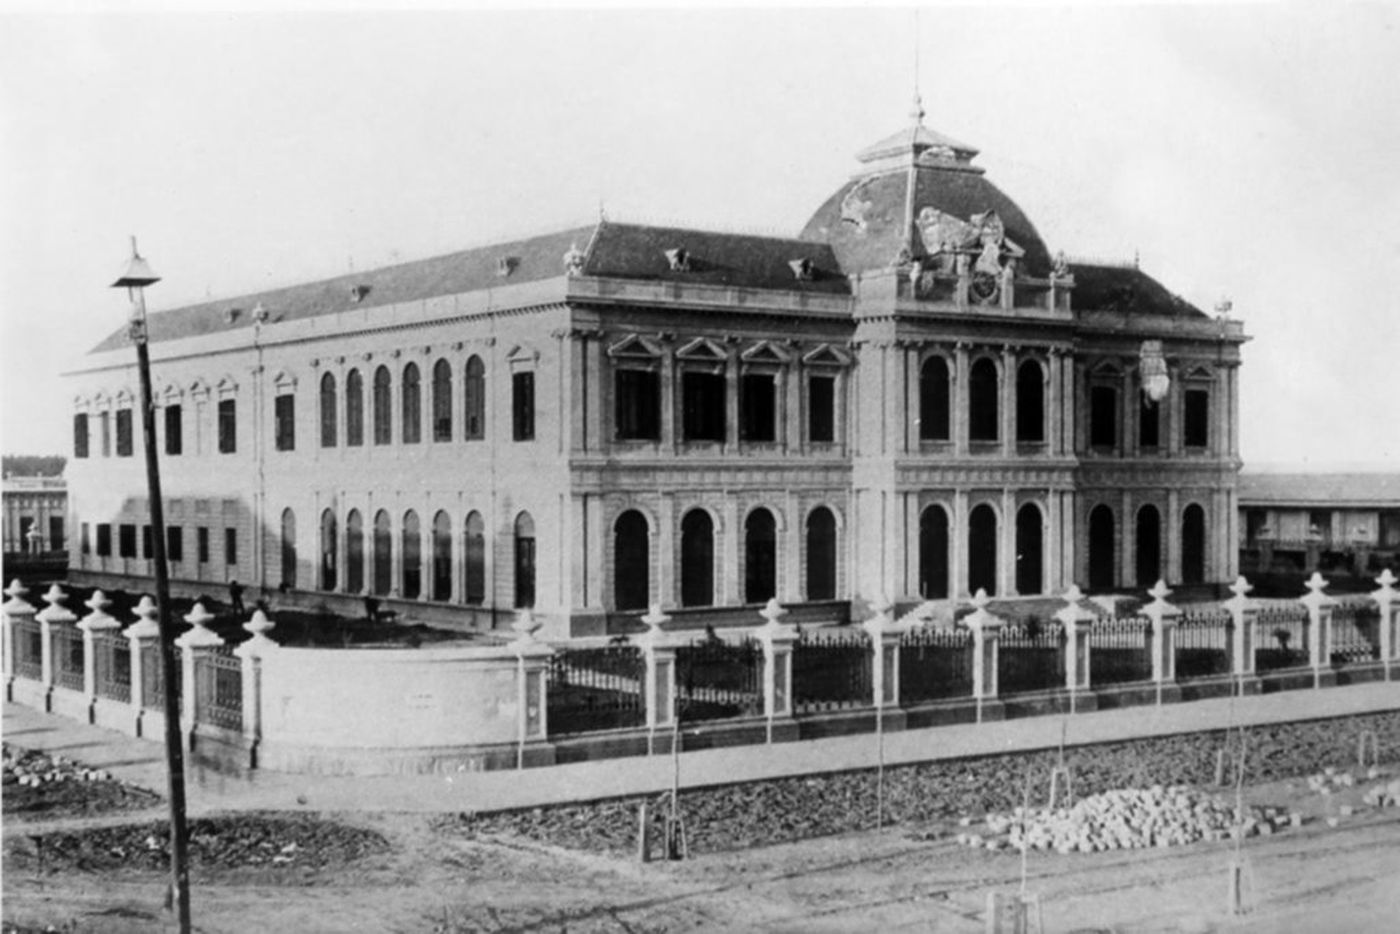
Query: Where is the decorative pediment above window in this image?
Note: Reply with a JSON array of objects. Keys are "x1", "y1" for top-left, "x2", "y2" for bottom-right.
[
  {"x1": 92, "y1": 390, "x2": 110, "y2": 408},
  {"x1": 73, "y1": 394, "x2": 90, "y2": 412},
  {"x1": 216, "y1": 375, "x2": 239, "y2": 397},
  {"x1": 1183, "y1": 365, "x2": 1214, "y2": 382},
  {"x1": 160, "y1": 383, "x2": 184, "y2": 402},
  {"x1": 189, "y1": 378, "x2": 211, "y2": 399},
  {"x1": 740, "y1": 340, "x2": 791, "y2": 364},
  {"x1": 506, "y1": 344, "x2": 539, "y2": 369},
  {"x1": 272, "y1": 370, "x2": 298, "y2": 391},
  {"x1": 114, "y1": 388, "x2": 135, "y2": 406},
  {"x1": 607, "y1": 334, "x2": 663, "y2": 359},
  {"x1": 676, "y1": 337, "x2": 728, "y2": 362},
  {"x1": 1089, "y1": 359, "x2": 1123, "y2": 379},
  {"x1": 801, "y1": 343, "x2": 851, "y2": 367}
]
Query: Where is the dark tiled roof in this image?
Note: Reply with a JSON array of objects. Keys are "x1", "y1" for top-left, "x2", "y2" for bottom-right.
[
  {"x1": 1239, "y1": 472, "x2": 1400, "y2": 508},
  {"x1": 1070, "y1": 264, "x2": 1206, "y2": 318}
]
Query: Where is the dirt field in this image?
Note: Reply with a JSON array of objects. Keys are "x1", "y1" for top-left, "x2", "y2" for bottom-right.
[{"x1": 5, "y1": 766, "x2": 1399, "y2": 934}]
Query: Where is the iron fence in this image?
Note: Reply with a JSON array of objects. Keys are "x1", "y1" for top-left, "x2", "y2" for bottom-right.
[
  {"x1": 13, "y1": 617, "x2": 42, "y2": 680},
  {"x1": 51, "y1": 624, "x2": 85, "y2": 691},
  {"x1": 1256, "y1": 606, "x2": 1310, "y2": 672},
  {"x1": 792, "y1": 629, "x2": 871, "y2": 713},
  {"x1": 140, "y1": 641, "x2": 182, "y2": 712},
  {"x1": 900, "y1": 627, "x2": 974, "y2": 702},
  {"x1": 1330, "y1": 604, "x2": 1380, "y2": 664},
  {"x1": 194, "y1": 645, "x2": 243, "y2": 730},
  {"x1": 546, "y1": 644, "x2": 645, "y2": 735},
  {"x1": 1175, "y1": 609, "x2": 1232, "y2": 679},
  {"x1": 998, "y1": 618, "x2": 1064, "y2": 694},
  {"x1": 94, "y1": 631, "x2": 131, "y2": 703},
  {"x1": 676, "y1": 637, "x2": 762, "y2": 723}
]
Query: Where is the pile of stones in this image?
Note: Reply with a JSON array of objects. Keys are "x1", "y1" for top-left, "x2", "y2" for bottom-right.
[{"x1": 4, "y1": 746, "x2": 113, "y2": 789}]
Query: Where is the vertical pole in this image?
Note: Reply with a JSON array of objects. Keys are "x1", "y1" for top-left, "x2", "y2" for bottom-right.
[{"x1": 131, "y1": 275, "x2": 192, "y2": 934}]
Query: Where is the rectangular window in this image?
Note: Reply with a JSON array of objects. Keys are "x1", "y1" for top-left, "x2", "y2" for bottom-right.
[
  {"x1": 740, "y1": 373, "x2": 776, "y2": 442},
  {"x1": 165, "y1": 404, "x2": 183, "y2": 455},
  {"x1": 218, "y1": 399, "x2": 237, "y2": 453},
  {"x1": 682, "y1": 371, "x2": 726, "y2": 441},
  {"x1": 614, "y1": 368, "x2": 660, "y2": 440},
  {"x1": 99, "y1": 411, "x2": 111, "y2": 457},
  {"x1": 49, "y1": 516, "x2": 64, "y2": 552},
  {"x1": 96, "y1": 523, "x2": 112, "y2": 556},
  {"x1": 73, "y1": 413, "x2": 90, "y2": 459},
  {"x1": 1183, "y1": 388, "x2": 1209, "y2": 448},
  {"x1": 197, "y1": 526, "x2": 210, "y2": 563},
  {"x1": 1090, "y1": 385, "x2": 1117, "y2": 448},
  {"x1": 225, "y1": 527, "x2": 238, "y2": 565},
  {"x1": 115, "y1": 408, "x2": 134, "y2": 457},
  {"x1": 1139, "y1": 397, "x2": 1160, "y2": 448},
  {"x1": 118, "y1": 524, "x2": 137, "y2": 559},
  {"x1": 1309, "y1": 510, "x2": 1330, "y2": 539},
  {"x1": 274, "y1": 393, "x2": 295, "y2": 451},
  {"x1": 81, "y1": 522, "x2": 91, "y2": 555},
  {"x1": 512, "y1": 371, "x2": 535, "y2": 441},
  {"x1": 809, "y1": 375, "x2": 835, "y2": 443},
  {"x1": 167, "y1": 526, "x2": 184, "y2": 563},
  {"x1": 142, "y1": 525, "x2": 153, "y2": 559}
]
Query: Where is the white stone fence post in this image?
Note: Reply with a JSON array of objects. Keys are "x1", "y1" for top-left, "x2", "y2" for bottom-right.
[
  {"x1": 861, "y1": 597, "x2": 902, "y2": 711},
  {"x1": 963, "y1": 588, "x2": 1006, "y2": 720},
  {"x1": 233, "y1": 609, "x2": 279, "y2": 764},
  {"x1": 79, "y1": 590, "x2": 131, "y2": 731},
  {"x1": 1298, "y1": 572, "x2": 1338, "y2": 689},
  {"x1": 177, "y1": 601, "x2": 227, "y2": 742},
  {"x1": 1055, "y1": 585, "x2": 1096, "y2": 710},
  {"x1": 755, "y1": 598, "x2": 799, "y2": 743},
  {"x1": 39, "y1": 585, "x2": 86, "y2": 720},
  {"x1": 1372, "y1": 569, "x2": 1398, "y2": 679},
  {"x1": 509, "y1": 608, "x2": 554, "y2": 767},
  {"x1": 3, "y1": 579, "x2": 37, "y2": 703},
  {"x1": 124, "y1": 596, "x2": 164, "y2": 739},
  {"x1": 1223, "y1": 576, "x2": 1262, "y2": 693},
  {"x1": 640, "y1": 604, "x2": 681, "y2": 751},
  {"x1": 1142, "y1": 580, "x2": 1181, "y2": 698}
]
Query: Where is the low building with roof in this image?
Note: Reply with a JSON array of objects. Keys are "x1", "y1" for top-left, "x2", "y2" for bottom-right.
[
  {"x1": 1239, "y1": 470, "x2": 1400, "y2": 575},
  {"x1": 64, "y1": 100, "x2": 1246, "y2": 637}
]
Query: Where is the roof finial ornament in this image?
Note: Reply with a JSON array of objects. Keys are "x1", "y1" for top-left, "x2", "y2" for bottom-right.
[{"x1": 910, "y1": 8, "x2": 924, "y2": 126}]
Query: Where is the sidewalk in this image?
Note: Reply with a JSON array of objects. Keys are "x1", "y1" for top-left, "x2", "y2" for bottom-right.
[{"x1": 6, "y1": 681, "x2": 1399, "y2": 817}]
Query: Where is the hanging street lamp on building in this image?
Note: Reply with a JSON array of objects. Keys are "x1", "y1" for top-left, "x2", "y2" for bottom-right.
[{"x1": 111, "y1": 237, "x2": 193, "y2": 933}]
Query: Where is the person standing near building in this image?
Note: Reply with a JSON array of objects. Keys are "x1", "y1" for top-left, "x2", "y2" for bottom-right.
[{"x1": 228, "y1": 579, "x2": 245, "y2": 616}]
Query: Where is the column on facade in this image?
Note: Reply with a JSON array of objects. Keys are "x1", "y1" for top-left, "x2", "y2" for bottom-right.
[
  {"x1": 904, "y1": 492, "x2": 920, "y2": 602},
  {"x1": 1046, "y1": 492, "x2": 1062, "y2": 594},
  {"x1": 1061, "y1": 490, "x2": 1077, "y2": 590},
  {"x1": 785, "y1": 354, "x2": 802, "y2": 454},
  {"x1": 568, "y1": 334, "x2": 588, "y2": 454},
  {"x1": 783, "y1": 491, "x2": 800, "y2": 603},
  {"x1": 904, "y1": 344, "x2": 920, "y2": 455},
  {"x1": 660, "y1": 343, "x2": 677, "y2": 455},
  {"x1": 952, "y1": 490, "x2": 969, "y2": 599},
  {"x1": 1165, "y1": 365, "x2": 1181, "y2": 457},
  {"x1": 882, "y1": 343, "x2": 901, "y2": 455},
  {"x1": 1001, "y1": 346, "x2": 1016, "y2": 456},
  {"x1": 722, "y1": 497, "x2": 741, "y2": 606},
  {"x1": 656, "y1": 495, "x2": 675, "y2": 609},
  {"x1": 953, "y1": 343, "x2": 970, "y2": 457},
  {"x1": 584, "y1": 334, "x2": 604, "y2": 456},
  {"x1": 1047, "y1": 349, "x2": 1063, "y2": 457},
  {"x1": 1000, "y1": 489, "x2": 1016, "y2": 596},
  {"x1": 1071, "y1": 356, "x2": 1086, "y2": 456},
  {"x1": 724, "y1": 348, "x2": 739, "y2": 451},
  {"x1": 1166, "y1": 489, "x2": 1182, "y2": 584},
  {"x1": 1122, "y1": 366, "x2": 1136, "y2": 457},
  {"x1": 1120, "y1": 489, "x2": 1134, "y2": 590},
  {"x1": 586, "y1": 495, "x2": 605, "y2": 611}
]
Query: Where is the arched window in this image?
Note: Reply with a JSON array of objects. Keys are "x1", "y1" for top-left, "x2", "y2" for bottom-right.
[
  {"x1": 969, "y1": 358, "x2": 999, "y2": 442},
  {"x1": 372, "y1": 366, "x2": 392, "y2": 445},
  {"x1": 320, "y1": 372, "x2": 337, "y2": 448},
  {"x1": 919, "y1": 356, "x2": 951, "y2": 441},
  {"x1": 402, "y1": 363, "x2": 421, "y2": 444},
  {"x1": 805, "y1": 507, "x2": 837, "y2": 601},
  {"x1": 1016, "y1": 360, "x2": 1044, "y2": 443},
  {"x1": 432, "y1": 510, "x2": 452, "y2": 601},
  {"x1": 346, "y1": 510, "x2": 364, "y2": 593},
  {"x1": 402, "y1": 510, "x2": 421, "y2": 599},
  {"x1": 1136, "y1": 505, "x2": 1162, "y2": 587},
  {"x1": 345, "y1": 369, "x2": 364, "y2": 447},
  {"x1": 744, "y1": 508, "x2": 777, "y2": 604},
  {"x1": 1182, "y1": 504, "x2": 1207, "y2": 584},
  {"x1": 680, "y1": 509, "x2": 714, "y2": 607},
  {"x1": 320, "y1": 509, "x2": 338, "y2": 591},
  {"x1": 280, "y1": 508, "x2": 297, "y2": 589},
  {"x1": 968, "y1": 503, "x2": 998, "y2": 596},
  {"x1": 432, "y1": 359, "x2": 452, "y2": 442},
  {"x1": 464, "y1": 356, "x2": 485, "y2": 440},
  {"x1": 1088, "y1": 504, "x2": 1116, "y2": 591},
  {"x1": 463, "y1": 512, "x2": 486, "y2": 605},
  {"x1": 514, "y1": 512, "x2": 536, "y2": 608},
  {"x1": 613, "y1": 510, "x2": 650, "y2": 611},
  {"x1": 919, "y1": 505, "x2": 950, "y2": 599},
  {"x1": 372, "y1": 509, "x2": 392, "y2": 595},
  {"x1": 1015, "y1": 504, "x2": 1043, "y2": 595}
]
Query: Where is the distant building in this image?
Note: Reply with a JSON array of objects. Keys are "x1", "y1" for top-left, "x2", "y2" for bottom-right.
[
  {"x1": 65, "y1": 103, "x2": 1246, "y2": 637},
  {"x1": 1239, "y1": 472, "x2": 1400, "y2": 575},
  {"x1": 2, "y1": 474, "x2": 68, "y2": 574}
]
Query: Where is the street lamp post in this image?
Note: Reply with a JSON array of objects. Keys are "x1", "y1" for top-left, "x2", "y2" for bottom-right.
[{"x1": 112, "y1": 237, "x2": 192, "y2": 933}]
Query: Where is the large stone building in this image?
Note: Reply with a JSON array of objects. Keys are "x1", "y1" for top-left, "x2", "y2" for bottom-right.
[{"x1": 65, "y1": 106, "x2": 1246, "y2": 637}]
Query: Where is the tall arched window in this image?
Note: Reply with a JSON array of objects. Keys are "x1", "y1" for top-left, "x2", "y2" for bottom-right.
[
  {"x1": 919, "y1": 356, "x2": 951, "y2": 441},
  {"x1": 919, "y1": 505, "x2": 950, "y2": 598},
  {"x1": 1136, "y1": 505, "x2": 1162, "y2": 587},
  {"x1": 969, "y1": 358, "x2": 999, "y2": 442},
  {"x1": 402, "y1": 510, "x2": 421, "y2": 598},
  {"x1": 745, "y1": 508, "x2": 777, "y2": 604},
  {"x1": 1015, "y1": 504, "x2": 1043, "y2": 595},
  {"x1": 372, "y1": 366, "x2": 392, "y2": 445},
  {"x1": 1016, "y1": 360, "x2": 1044, "y2": 443},
  {"x1": 346, "y1": 510, "x2": 364, "y2": 593},
  {"x1": 402, "y1": 363, "x2": 421, "y2": 444},
  {"x1": 680, "y1": 509, "x2": 714, "y2": 607},
  {"x1": 432, "y1": 359, "x2": 452, "y2": 442},
  {"x1": 320, "y1": 372, "x2": 337, "y2": 448},
  {"x1": 280, "y1": 508, "x2": 297, "y2": 589},
  {"x1": 372, "y1": 510, "x2": 392, "y2": 595},
  {"x1": 464, "y1": 356, "x2": 485, "y2": 440},
  {"x1": 432, "y1": 510, "x2": 452, "y2": 601},
  {"x1": 320, "y1": 509, "x2": 338, "y2": 591},
  {"x1": 805, "y1": 507, "x2": 837, "y2": 601},
  {"x1": 463, "y1": 512, "x2": 485, "y2": 605},
  {"x1": 1182, "y1": 504, "x2": 1207, "y2": 584},
  {"x1": 613, "y1": 510, "x2": 650, "y2": 611},
  {"x1": 345, "y1": 369, "x2": 364, "y2": 447},
  {"x1": 514, "y1": 512, "x2": 536, "y2": 608},
  {"x1": 968, "y1": 504, "x2": 998, "y2": 596},
  {"x1": 1088, "y1": 504, "x2": 1116, "y2": 591}
]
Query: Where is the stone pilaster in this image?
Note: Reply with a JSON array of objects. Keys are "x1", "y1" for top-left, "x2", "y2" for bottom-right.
[
  {"x1": 962, "y1": 589, "x2": 1007, "y2": 721},
  {"x1": 1223, "y1": 576, "x2": 1262, "y2": 694},
  {"x1": 1299, "y1": 572, "x2": 1338, "y2": 689},
  {"x1": 1141, "y1": 580, "x2": 1183, "y2": 704}
]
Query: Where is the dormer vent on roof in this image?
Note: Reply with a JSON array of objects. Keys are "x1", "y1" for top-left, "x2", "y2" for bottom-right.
[
  {"x1": 349, "y1": 285, "x2": 371, "y2": 303},
  {"x1": 665, "y1": 248, "x2": 691, "y2": 272},
  {"x1": 563, "y1": 242, "x2": 586, "y2": 276},
  {"x1": 224, "y1": 308, "x2": 241, "y2": 324},
  {"x1": 788, "y1": 258, "x2": 814, "y2": 281},
  {"x1": 497, "y1": 256, "x2": 519, "y2": 277}
]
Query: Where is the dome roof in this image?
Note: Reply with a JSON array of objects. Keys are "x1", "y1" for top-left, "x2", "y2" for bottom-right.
[{"x1": 800, "y1": 115, "x2": 1052, "y2": 277}]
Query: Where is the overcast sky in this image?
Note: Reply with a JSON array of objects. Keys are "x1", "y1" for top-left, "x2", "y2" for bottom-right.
[{"x1": 2, "y1": 2, "x2": 1397, "y2": 468}]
